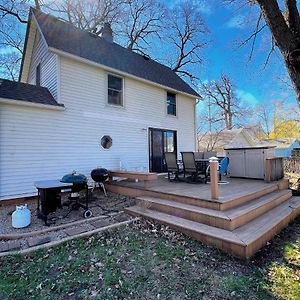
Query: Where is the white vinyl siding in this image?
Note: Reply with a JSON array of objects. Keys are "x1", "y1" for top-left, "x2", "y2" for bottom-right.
[
  {"x1": 27, "y1": 30, "x2": 58, "y2": 99},
  {"x1": 0, "y1": 56, "x2": 196, "y2": 200}
]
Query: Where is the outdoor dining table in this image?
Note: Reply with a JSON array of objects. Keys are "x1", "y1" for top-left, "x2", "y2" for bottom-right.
[
  {"x1": 195, "y1": 158, "x2": 220, "y2": 173},
  {"x1": 195, "y1": 159, "x2": 210, "y2": 172}
]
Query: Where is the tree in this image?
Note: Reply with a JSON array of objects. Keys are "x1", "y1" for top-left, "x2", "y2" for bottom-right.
[
  {"x1": 228, "y1": 0, "x2": 300, "y2": 107},
  {"x1": 0, "y1": 0, "x2": 31, "y2": 79},
  {"x1": 253, "y1": 99, "x2": 300, "y2": 138},
  {"x1": 163, "y1": 1, "x2": 207, "y2": 81},
  {"x1": 200, "y1": 74, "x2": 251, "y2": 130},
  {"x1": 255, "y1": 101, "x2": 273, "y2": 136},
  {"x1": 44, "y1": 0, "x2": 123, "y2": 35},
  {"x1": 119, "y1": 0, "x2": 165, "y2": 53}
]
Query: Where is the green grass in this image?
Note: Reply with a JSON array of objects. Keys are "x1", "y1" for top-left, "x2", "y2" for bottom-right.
[{"x1": 0, "y1": 219, "x2": 299, "y2": 300}]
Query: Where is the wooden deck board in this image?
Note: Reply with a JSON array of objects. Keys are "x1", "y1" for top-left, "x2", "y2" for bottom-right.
[
  {"x1": 234, "y1": 197, "x2": 300, "y2": 243},
  {"x1": 113, "y1": 176, "x2": 282, "y2": 203}
]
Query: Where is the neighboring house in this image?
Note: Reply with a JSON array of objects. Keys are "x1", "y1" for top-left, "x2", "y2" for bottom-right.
[
  {"x1": 0, "y1": 8, "x2": 199, "y2": 200},
  {"x1": 257, "y1": 139, "x2": 300, "y2": 157},
  {"x1": 198, "y1": 128, "x2": 255, "y2": 156}
]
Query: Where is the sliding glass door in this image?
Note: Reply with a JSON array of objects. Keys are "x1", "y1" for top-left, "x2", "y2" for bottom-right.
[{"x1": 149, "y1": 128, "x2": 177, "y2": 172}]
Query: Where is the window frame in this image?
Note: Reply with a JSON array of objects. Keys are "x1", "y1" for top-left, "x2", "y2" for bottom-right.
[
  {"x1": 107, "y1": 73, "x2": 124, "y2": 107},
  {"x1": 100, "y1": 135, "x2": 113, "y2": 150},
  {"x1": 36, "y1": 63, "x2": 41, "y2": 86},
  {"x1": 166, "y1": 91, "x2": 177, "y2": 116}
]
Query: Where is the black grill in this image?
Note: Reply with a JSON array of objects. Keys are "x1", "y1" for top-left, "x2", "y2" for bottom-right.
[
  {"x1": 91, "y1": 168, "x2": 109, "y2": 183},
  {"x1": 61, "y1": 171, "x2": 87, "y2": 192}
]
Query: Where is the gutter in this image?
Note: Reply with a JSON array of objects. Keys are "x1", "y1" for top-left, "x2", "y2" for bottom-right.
[{"x1": 0, "y1": 98, "x2": 65, "y2": 111}]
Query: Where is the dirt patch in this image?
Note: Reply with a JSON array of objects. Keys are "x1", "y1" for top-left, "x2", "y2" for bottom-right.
[{"x1": 0, "y1": 190, "x2": 136, "y2": 235}]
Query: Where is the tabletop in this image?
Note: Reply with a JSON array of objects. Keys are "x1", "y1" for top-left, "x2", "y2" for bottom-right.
[{"x1": 34, "y1": 180, "x2": 73, "y2": 189}]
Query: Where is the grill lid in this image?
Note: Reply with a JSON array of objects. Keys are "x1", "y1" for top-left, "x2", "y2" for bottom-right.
[
  {"x1": 61, "y1": 171, "x2": 87, "y2": 184},
  {"x1": 91, "y1": 168, "x2": 109, "y2": 182}
]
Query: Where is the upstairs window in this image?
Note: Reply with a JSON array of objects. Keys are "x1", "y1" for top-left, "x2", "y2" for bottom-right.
[
  {"x1": 108, "y1": 74, "x2": 123, "y2": 106},
  {"x1": 167, "y1": 92, "x2": 176, "y2": 116},
  {"x1": 36, "y1": 63, "x2": 41, "y2": 86}
]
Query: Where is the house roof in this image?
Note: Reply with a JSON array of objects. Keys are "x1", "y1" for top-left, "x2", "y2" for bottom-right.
[
  {"x1": 31, "y1": 8, "x2": 200, "y2": 98},
  {"x1": 257, "y1": 138, "x2": 300, "y2": 149},
  {"x1": 0, "y1": 78, "x2": 63, "y2": 107},
  {"x1": 198, "y1": 128, "x2": 254, "y2": 149}
]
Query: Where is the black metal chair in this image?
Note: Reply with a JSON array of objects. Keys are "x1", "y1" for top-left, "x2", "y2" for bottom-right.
[
  {"x1": 181, "y1": 152, "x2": 207, "y2": 183},
  {"x1": 165, "y1": 152, "x2": 182, "y2": 181}
]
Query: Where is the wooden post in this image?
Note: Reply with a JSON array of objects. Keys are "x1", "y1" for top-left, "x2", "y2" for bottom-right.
[
  {"x1": 209, "y1": 157, "x2": 219, "y2": 200},
  {"x1": 265, "y1": 158, "x2": 271, "y2": 183}
]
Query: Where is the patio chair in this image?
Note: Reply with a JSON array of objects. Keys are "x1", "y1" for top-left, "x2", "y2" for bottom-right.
[
  {"x1": 181, "y1": 152, "x2": 207, "y2": 183},
  {"x1": 164, "y1": 152, "x2": 182, "y2": 181},
  {"x1": 206, "y1": 156, "x2": 229, "y2": 181}
]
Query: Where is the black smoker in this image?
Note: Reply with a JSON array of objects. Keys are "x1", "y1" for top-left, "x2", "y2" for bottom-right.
[
  {"x1": 61, "y1": 171, "x2": 92, "y2": 218},
  {"x1": 91, "y1": 168, "x2": 109, "y2": 196}
]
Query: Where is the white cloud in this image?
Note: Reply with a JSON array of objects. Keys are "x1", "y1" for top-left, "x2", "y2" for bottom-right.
[
  {"x1": 225, "y1": 15, "x2": 246, "y2": 29},
  {"x1": 237, "y1": 89, "x2": 258, "y2": 105}
]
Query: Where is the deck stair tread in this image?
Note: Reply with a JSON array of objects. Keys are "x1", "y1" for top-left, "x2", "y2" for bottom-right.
[
  {"x1": 217, "y1": 184, "x2": 279, "y2": 203},
  {"x1": 126, "y1": 205, "x2": 244, "y2": 245},
  {"x1": 225, "y1": 190, "x2": 292, "y2": 218},
  {"x1": 234, "y1": 196, "x2": 300, "y2": 244},
  {"x1": 137, "y1": 196, "x2": 228, "y2": 218},
  {"x1": 126, "y1": 197, "x2": 300, "y2": 255},
  {"x1": 136, "y1": 189, "x2": 292, "y2": 222}
]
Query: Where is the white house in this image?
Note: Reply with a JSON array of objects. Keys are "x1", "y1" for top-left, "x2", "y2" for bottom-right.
[{"x1": 0, "y1": 9, "x2": 199, "y2": 201}]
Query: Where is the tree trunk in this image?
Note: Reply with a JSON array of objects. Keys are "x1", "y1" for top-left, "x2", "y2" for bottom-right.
[
  {"x1": 256, "y1": 0, "x2": 300, "y2": 106},
  {"x1": 284, "y1": 57, "x2": 300, "y2": 105}
]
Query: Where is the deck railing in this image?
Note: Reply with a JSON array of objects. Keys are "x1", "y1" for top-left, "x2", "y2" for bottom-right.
[{"x1": 265, "y1": 157, "x2": 284, "y2": 182}]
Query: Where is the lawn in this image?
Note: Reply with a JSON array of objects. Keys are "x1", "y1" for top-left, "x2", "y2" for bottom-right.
[{"x1": 0, "y1": 218, "x2": 299, "y2": 300}]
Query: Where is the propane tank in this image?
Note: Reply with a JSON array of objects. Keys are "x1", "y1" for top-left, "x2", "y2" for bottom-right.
[{"x1": 12, "y1": 204, "x2": 31, "y2": 228}]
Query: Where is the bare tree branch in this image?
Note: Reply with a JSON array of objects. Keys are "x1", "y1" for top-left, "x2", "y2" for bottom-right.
[
  {"x1": 200, "y1": 74, "x2": 252, "y2": 130},
  {"x1": 165, "y1": 1, "x2": 207, "y2": 82}
]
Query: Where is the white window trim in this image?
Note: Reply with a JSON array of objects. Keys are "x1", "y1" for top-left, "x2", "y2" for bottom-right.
[
  {"x1": 106, "y1": 72, "x2": 125, "y2": 108},
  {"x1": 166, "y1": 91, "x2": 177, "y2": 118}
]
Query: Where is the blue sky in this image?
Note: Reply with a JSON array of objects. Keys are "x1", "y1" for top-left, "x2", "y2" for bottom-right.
[{"x1": 172, "y1": 1, "x2": 295, "y2": 106}]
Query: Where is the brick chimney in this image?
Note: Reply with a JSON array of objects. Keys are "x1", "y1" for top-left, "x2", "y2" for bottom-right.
[{"x1": 100, "y1": 23, "x2": 113, "y2": 43}]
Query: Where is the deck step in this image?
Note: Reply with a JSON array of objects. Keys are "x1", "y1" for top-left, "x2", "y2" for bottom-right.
[
  {"x1": 136, "y1": 190, "x2": 292, "y2": 230},
  {"x1": 149, "y1": 183, "x2": 280, "y2": 210},
  {"x1": 126, "y1": 196, "x2": 300, "y2": 259},
  {"x1": 235, "y1": 196, "x2": 300, "y2": 257}
]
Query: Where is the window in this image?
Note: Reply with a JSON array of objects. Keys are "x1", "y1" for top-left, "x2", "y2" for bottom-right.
[
  {"x1": 164, "y1": 131, "x2": 175, "y2": 153},
  {"x1": 36, "y1": 63, "x2": 41, "y2": 86},
  {"x1": 167, "y1": 92, "x2": 176, "y2": 116},
  {"x1": 108, "y1": 74, "x2": 123, "y2": 106},
  {"x1": 101, "y1": 135, "x2": 112, "y2": 149}
]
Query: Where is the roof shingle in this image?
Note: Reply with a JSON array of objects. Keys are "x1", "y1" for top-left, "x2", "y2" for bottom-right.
[
  {"x1": 32, "y1": 9, "x2": 200, "y2": 98},
  {"x1": 0, "y1": 78, "x2": 63, "y2": 107}
]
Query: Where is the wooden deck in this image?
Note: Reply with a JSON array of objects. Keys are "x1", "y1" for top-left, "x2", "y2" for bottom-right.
[{"x1": 107, "y1": 175, "x2": 300, "y2": 259}]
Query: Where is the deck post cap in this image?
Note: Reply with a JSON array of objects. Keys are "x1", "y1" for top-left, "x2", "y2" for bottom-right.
[{"x1": 209, "y1": 157, "x2": 218, "y2": 162}]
